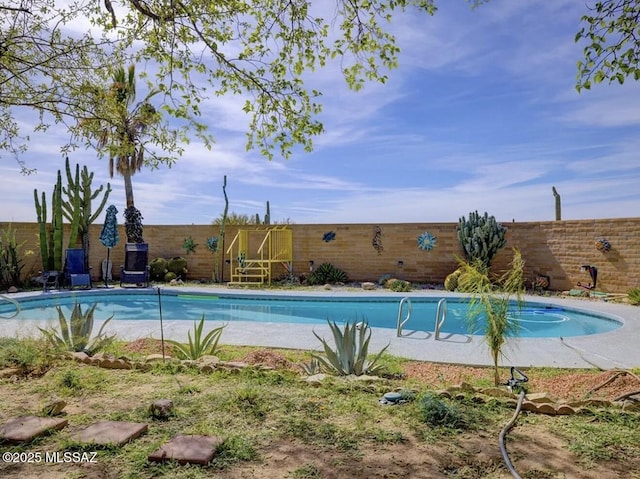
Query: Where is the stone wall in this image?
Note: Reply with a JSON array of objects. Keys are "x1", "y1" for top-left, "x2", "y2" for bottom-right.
[{"x1": 3, "y1": 218, "x2": 639, "y2": 293}]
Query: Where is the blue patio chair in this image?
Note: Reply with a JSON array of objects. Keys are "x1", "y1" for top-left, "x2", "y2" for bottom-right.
[
  {"x1": 120, "y1": 243, "x2": 150, "y2": 287},
  {"x1": 63, "y1": 248, "x2": 92, "y2": 289}
]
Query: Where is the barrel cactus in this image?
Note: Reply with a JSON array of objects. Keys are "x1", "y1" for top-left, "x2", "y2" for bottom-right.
[
  {"x1": 444, "y1": 269, "x2": 463, "y2": 291},
  {"x1": 167, "y1": 257, "x2": 188, "y2": 280},
  {"x1": 456, "y1": 211, "x2": 507, "y2": 268},
  {"x1": 149, "y1": 257, "x2": 168, "y2": 281}
]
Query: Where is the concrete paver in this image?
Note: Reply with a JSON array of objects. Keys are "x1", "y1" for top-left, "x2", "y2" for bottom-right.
[{"x1": 0, "y1": 416, "x2": 68, "y2": 444}]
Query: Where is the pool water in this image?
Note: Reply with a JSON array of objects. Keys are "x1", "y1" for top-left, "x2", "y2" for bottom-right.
[{"x1": 0, "y1": 291, "x2": 623, "y2": 338}]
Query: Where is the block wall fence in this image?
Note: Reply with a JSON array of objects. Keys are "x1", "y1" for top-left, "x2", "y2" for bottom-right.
[{"x1": 3, "y1": 218, "x2": 639, "y2": 293}]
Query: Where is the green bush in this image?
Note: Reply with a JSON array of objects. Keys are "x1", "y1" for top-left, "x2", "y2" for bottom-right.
[
  {"x1": 164, "y1": 272, "x2": 177, "y2": 282},
  {"x1": 167, "y1": 256, "x2": 188, "y2": 280},
  {"x1": 0, "y1": 337, "x2": 49, "y2": 371},
  {"x1": 385, "y1": 279, "x2": 411, "y2": 292},
  {"x1": 628, "y1": 287, "x2": 640, "y2": 305},
  {"x1": 149, "y1": 257, "x2": 168, "y2": 281},
  {"x1": 418, "y1": 393, "x2": 468, "y2": 429},
  {"x1": 307, "y1": 263, "x2": 348, "y2": 285}
]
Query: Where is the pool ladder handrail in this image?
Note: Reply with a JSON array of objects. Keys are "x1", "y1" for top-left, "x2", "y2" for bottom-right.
[
  {"x1": 396, "y1": 297, "x2": 412, "y2": 337},
  {"x1": 435, "y1": 298, "x2": 447, "y2": 340},
  {"x1": 396, "y1": 297, "x2": 448, "y2": 339},
  {"x1": 0, "y1": 293, "x2": 21, "y2": 319}
]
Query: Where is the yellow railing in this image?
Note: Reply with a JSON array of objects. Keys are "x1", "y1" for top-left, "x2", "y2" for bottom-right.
[{"x1": 226, "y1": 227, "x2": 292, "y2": 284}]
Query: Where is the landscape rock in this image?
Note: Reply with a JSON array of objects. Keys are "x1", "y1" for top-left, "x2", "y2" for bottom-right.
[
  {"x1": 361, "y1": 282, "x2": 376, "y2": 290},
  {"x1": 149, "y1": 399, "x2": 174, "y2": 420},
  {"x1": 525, "y1": 392, "x2": 555, "y2": 404}
]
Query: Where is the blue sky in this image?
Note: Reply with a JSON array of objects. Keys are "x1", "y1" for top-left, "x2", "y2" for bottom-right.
[{"x1": 1, "y1": 0, "x2": 639, "y2": 226}]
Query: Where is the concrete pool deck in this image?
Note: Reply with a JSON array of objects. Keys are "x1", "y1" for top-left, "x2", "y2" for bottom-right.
[{"x1": 1, "y1": 286, "x2": 639, "y2": 369}]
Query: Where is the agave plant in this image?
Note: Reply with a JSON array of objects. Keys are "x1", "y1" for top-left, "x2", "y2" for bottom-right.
[
  {"x1": 312, "y1": 319, "x2": 389, "y2": 376},
  {"x1": 38, "y1": 302, "x2": 115, "y2": 354},
  {"x1": 166, "y1": 314, "x2": 225, "y2": 360},
  {"x1": 308, "y1": 263, "x2": 348, "y2": 285}
]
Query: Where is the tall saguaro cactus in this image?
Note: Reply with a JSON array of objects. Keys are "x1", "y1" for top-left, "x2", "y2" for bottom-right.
[
  {"x1": 34, "y1": 171, "x2": 64, "y2": 271},
  {"x1": 552, "y1": 186, "x2": 561, "y2": 221},
  {"x1": 456, "y1": 211, "x2": 507, "y2": 268}
]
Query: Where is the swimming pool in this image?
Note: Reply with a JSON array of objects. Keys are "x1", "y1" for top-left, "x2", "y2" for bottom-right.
[{"x1": 0, "y1": 290, "x2": 623, "y2": 338}]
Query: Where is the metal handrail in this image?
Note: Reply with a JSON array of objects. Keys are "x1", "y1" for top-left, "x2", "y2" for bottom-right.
[
  {"x1": 396, "y1": 297, "x2": 412, "y2": 337},
  {"x1": 0, "y1": 293, "x2": 20, "y2": 319},
  {"x1": 435, "y1": 298, "x2": 447, "y2": 340}
]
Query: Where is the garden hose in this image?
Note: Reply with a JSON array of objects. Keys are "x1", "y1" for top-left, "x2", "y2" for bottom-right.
[
  {"x1": 499, "y1": 389, "x2": 526, "y2": 479},
  {"x1": 499, "y1": 367, "x2": 528, "y2": 479}
]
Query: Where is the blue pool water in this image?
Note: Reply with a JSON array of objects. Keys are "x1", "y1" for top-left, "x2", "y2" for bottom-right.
[{"x1": 0, "y1": 290, "x2": 623, "y2": 338}]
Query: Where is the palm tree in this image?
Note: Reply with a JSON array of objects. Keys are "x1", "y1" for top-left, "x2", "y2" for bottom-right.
[{"x1": 89, "y1": 65, "x2": 159, "y2": 242}]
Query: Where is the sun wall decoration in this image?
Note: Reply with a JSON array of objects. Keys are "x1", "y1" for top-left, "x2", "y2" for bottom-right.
[{"x1": 417, "y1": 232, "x2": 437, "y2": 251}]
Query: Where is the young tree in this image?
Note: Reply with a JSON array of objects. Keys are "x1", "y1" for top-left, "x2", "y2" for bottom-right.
[{"x1": 459, "y1": 249, "x2": 525, "y2": 386}]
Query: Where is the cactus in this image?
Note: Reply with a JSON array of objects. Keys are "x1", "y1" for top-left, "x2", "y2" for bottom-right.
[
  {"x1": 34, "y1": 190, "x2": 51, "y2": 270},
  {"x1": 552, "y1": 186, "x2": 561, "y2": 221},
  {"x1": 456, "y1": 211, "x2": 507, "y2": 268},
  {"x1": 62, "y1": 158, "x2": 112, "y2": 269},
  {"x1": 254, "y1": 200, "x2": 271, "y2": 225},
  {"x1": 35, "y1": 171, "x2": 65, "y2": 271},
  {"x1": 51, "y1": 171, "x2": 64, "y2": 271}
]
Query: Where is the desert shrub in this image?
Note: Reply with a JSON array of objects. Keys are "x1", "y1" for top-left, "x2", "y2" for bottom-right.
[
  {"x1": 149, "y1": 257, "x2": 168, "y2": 281},
  {"x1": 0, "y1": 337, "x2": 50, "y2": 371},
  {"x1": 418, "y1": 393, "x2": 468, "y2": 429},
  {"x1": 378, "y1": 273, "x2": 393, "y2": 286},
  {"x1": 164, "y1": 272, "x2": 177, "y2": 282},
  {"x1": 167, "y1": 256, "x2": 188, "y2": 279},
  {"x1": 385, "y1": 279, "x2": 411, "y2": 292},
  {"x1": 628, "y1": 287, "x2": 640, "y2": 305},
  {"x1": 307, "y1": 263, "x2": 348, "y2": 285}
]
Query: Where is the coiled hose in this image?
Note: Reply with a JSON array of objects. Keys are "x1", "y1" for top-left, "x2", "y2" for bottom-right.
[{"x1": 499, "y1": 389, "x2": 526, "y2": 479}]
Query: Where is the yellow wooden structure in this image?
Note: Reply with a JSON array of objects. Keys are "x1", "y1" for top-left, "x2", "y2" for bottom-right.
[{"x1": 226, "y1": 226, "x2": 292, "y2": 285}]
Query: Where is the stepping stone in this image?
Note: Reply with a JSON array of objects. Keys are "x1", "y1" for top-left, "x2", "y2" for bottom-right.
[
  {"x1": 72, "y1": 421, "x2": 148, "y2": 446},
  {"x1": 1, "y1": 416, "x2": 68, "y2": 444},
  {"x1": 148, "y1": 434, "x2": 222, "y2": 465}
]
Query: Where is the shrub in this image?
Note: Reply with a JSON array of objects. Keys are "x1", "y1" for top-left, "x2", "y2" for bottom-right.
[
  {"x1": 164, "y1": 272, "x2": 177, "y2": 282},
  {"x1": 378, "y1": 273, "x2": 393, "y2": 286},
  {"x1": 149, "y1": 257, "x2": 168, "y2": 281},
  {"x1": 307, "y1": 263, "x2": 348, "y2": 285},
  {"x1": 385, "y1": 279, "x2": 411, "y2": 292},
  {"x1": 628, "y1": 287, "x2": 640, "y2": 306},
  {"x1": 0, "y1": 337, "x2": 49, "y2": 371},
  {"x1": 418, "y1": 393, "x2": 468, "y2": 429}
]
